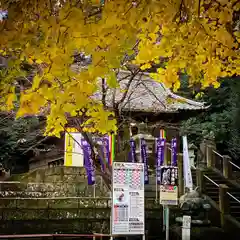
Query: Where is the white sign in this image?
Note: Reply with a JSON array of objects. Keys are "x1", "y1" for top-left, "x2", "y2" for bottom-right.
[
  {"x1": 182, "y1": 215, "x2": 191, "y2": 240},
  {"x1": 182, "y1": 136, "x2": 193, "y2": 191},
  {"x1": 160, "y1": 185, "x2": 178, "y2": 205},
  {"x1": 111, "y1": 162, "x2": 145, "y2": 235},
  {"x1": 159, "y1": 166, "x2": 178, "y2": 206}
]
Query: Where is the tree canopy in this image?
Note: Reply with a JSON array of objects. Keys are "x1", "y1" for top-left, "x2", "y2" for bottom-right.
[
  {"x1": 180, "y1": 75, "x2": 240, "y2": 160},
  {"x1": 0, "y1": 0, "x2": 240, "y2": 137},
  {"x1": 0, "y1": 113, "x2": 43, "y2": 172}
]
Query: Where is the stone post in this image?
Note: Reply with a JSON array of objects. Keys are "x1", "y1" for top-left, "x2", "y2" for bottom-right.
[
  {"x1": 219, "y1": 184, "x2": 229, "y2": 228},
  {"x1": 178, "y1": 154, "x2": 184, "y2": 197},
  {"x1": 222, "y1": 155, "x2": 232, "y2": 179},
  {"x1": 196, "y1": 168, "x2": 205, "y2": 195}
]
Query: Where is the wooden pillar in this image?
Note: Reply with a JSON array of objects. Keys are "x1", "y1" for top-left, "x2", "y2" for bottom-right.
[
  {"x1": 219, "y1": 184, "x2": 229, "y2": 228},
  {"x1": 196, "y1": 168, "x2": 205, "y2": 195},
  {"x1": 222, "y1": 155, "x2": 232, "y2": 179},
  {"x1": 178, "y1": 154, "x2": 184, "y2": 196}
]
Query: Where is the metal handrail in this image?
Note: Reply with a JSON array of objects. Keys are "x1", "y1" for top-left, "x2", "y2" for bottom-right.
[
  {"x1": 0, "y1": 233, "x2": 112, "y2": 239},
  {"x1": 212, "y1": 149, "x2": 223, "y2": 158},
  {"x1": 203, "y1": 175, "x2": 219, "y2": 187},
  {"x1": 227, "y1": 192, "x2": 240, "y2": 204},
  {"x1": 0, "y1": 196, "x2": 111, "y2": 200},
  {"x1": 0, "y1": 181, "x2": 88, "y2": 185},
  {"x1": 229, "y1": 161, "x2": 240, "y2": 170},
  {"x1": 203, "y1": 170, "x2": 240, "y2": 212}
]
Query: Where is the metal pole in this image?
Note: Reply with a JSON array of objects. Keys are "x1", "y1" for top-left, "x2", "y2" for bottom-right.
[
  {"x1": 110, "y1": 214, "x2": 113, "y2": 240},
  {"x1": 155, "y1": 173, "x2": 158, "y2": 202},
  {"x1": 165, "y1": 205, "x2": 169, "y2": 240},
  {"x1": 163, "y1": 205, "x2": 166, "y2": 231},
  {"x1": 93, "y1": 184, "x2": 96, "y2": 198},
  {"x1": 110, "y1": 190, "x2": 113, "y2": 240},
  {"x1": 155, "y1": 138, "x2": 158, "y2": 202},
  {"x1": 100, "y1": 176, "x2": 103, "y2": 189}
]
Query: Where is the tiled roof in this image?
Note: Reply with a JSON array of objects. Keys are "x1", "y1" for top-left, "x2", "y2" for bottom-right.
[{"x1": 94, "y1": 70, "x2": 206, "y2": 113}]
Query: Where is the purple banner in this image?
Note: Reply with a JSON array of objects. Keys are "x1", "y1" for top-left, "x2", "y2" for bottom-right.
[
  {"x1": 140, "y1": 138, "x2": 149, "y2": 184},
  {"x1": 156, "y1": 138, "x2": 166, "y2": 184},
  {"x1": 129, "y1": 139, "x2": 137, "y2": 163},
  {"x1": 81, "y1": 139, "x2": 95, "y2": 185},
  {"x1": 171, "y1": 138, "x2": 177, "y2": 166}
]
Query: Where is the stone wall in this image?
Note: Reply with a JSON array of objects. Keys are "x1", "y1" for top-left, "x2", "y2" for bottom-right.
[
  {"x1": 0, "y1": 166, "x2": 179, "y2": 236},
  {"x1": 1, "y1": 167, "x2": 109, "y2": 198}
]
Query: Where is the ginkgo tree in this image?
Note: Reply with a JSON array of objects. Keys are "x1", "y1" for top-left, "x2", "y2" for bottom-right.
[{"x1": 0, "y1": 0, "x2": 240, "y2": 139}]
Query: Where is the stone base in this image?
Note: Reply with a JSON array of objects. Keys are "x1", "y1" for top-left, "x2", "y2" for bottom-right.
[
  {"x1": 170, "y1": 224, "x2": 226, "y2": 240},
  {"x1": 175, "y1": 216, "x2": 211, "y2": 226}
]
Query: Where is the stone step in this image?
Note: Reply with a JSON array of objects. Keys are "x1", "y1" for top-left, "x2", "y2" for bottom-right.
[{"x1": 230, "y1": 201, "x2": 240, "y2": 207}]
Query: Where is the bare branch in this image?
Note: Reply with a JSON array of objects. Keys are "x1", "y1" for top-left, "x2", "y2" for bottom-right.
[
  {"x1": 22, "y1": 136, "x2": 49, "y2": 155},
  {"x1": 65, "y1": 117, "x2": 112, "y2": 190},
  {"x1": 116, "y1": 69, "x2": 140, "y2": 106},
  {"x1": 101, "y1": 78, "x2": 106, "y2": 108}
]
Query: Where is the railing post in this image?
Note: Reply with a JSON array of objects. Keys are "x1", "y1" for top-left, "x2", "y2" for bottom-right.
[
  {"x1": 222, "y1": 155, "x2": 232, "y2": 179},
  {"x1": 196, "y1": 169, "x2": 204, "y2": 195},
  {"x1": 198, "y1": 141, "x2": 207, "y2": 168},
  {"x1": 219, "y1": 184, "x2": 229, "y2": 229},
  {"x1": 178, "y1": 154, "x2": 184, "y2": 196},
  {"x1": 207, "y1": 145, "x2": 214, "y2": 168}
]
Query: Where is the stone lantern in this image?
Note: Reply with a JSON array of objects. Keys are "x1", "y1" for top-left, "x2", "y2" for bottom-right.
[{"x1": 130, "y1": 122, "x2": 155, "y2": 165}]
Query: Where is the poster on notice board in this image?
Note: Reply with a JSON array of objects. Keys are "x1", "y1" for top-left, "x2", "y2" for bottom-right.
[{"x1": 111, "y1": 162, "x2": 145, "y2": 235}]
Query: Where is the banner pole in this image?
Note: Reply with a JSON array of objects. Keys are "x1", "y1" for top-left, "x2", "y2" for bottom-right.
[
  {"x1": 163, "y1": 205, "x2": 166, "y2": 231},
  {"x1": 93, "y1": 184, "x2": 96, "y2": 198},
  {"x1": 110, "y1": 163, "x2": 113, "y2": 240},
  {"x1": 165, "y1": 205, "x2": 170, "y2": 240},
  {"x1": 155, "y1": 138, "x2": 158, "y2": 202},
  {"x1": 155, "y1": 174, "x2": 158, "y2": 202}
]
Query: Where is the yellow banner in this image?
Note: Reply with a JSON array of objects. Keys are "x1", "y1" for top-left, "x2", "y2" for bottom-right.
[
  {"x1": 65, "y1": 132, "x2": 73, "y2": 166},
  {"x1": 64, "y1": 128, "x2": 84, "y2": 167}
]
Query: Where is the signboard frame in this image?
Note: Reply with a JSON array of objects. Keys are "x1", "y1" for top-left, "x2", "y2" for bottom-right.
[
  {"x1": 159, "y1": 166, "x2": 178, "y2": 206},
  {"x1": 111, "y1": 162, "x2": 145, "y2": 236}
]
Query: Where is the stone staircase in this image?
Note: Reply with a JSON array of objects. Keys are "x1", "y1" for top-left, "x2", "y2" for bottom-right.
[
  {"x1": 191, "y1": 168, "x2": 196, "y2": 186},
  {"x1": 194, "y1": 168, "x2": 240, "y2": 225},
  {"x1": 144, "y1": 175, "x2": 158, "y2": 199}
]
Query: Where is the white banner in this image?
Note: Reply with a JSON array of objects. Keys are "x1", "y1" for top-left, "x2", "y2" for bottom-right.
[
  {"x1": 182, "y1": 136, "x2": 193, "y2": 191},
  {"x1": 111, "y1": 162, "x2": 145, "y2": 235}
]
